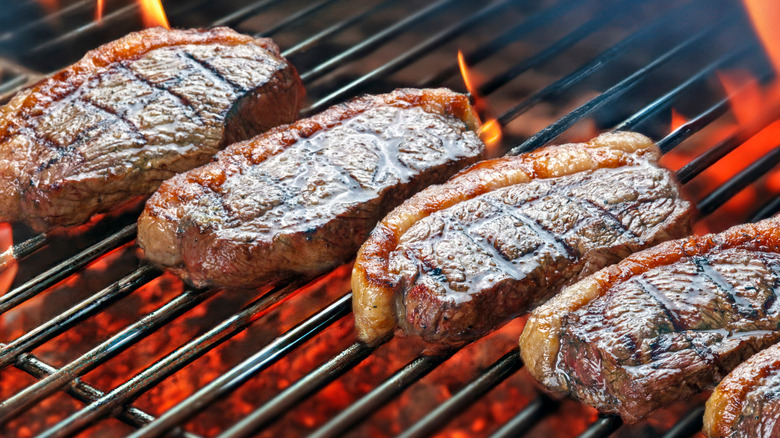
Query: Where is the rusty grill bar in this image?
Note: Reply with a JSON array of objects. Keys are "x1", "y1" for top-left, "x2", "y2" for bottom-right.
[{"x1": 0, "y1": 0, "x2": 777, "y2": 436}]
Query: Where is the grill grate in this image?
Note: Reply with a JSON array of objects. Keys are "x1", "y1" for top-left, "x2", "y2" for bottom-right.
[{"x1": 0, "y1": 0, "x2": 777, "y2": 436}]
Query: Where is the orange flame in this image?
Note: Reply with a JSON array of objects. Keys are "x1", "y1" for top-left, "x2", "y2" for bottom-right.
[
  {"x1": 670, "y1": 108, "x2": 688, "y2": 131},
  {"x1": 96, "y1": 0, "x2": 104, "y2": 22},
  {"x1": 0, "y1": 223, "x2": 17, "y2": 295},
  {"x1": 458, "y1": 50, "x2": 502, "y2": 155},
  {"x1": 139, "y1": 0, "x2": 169, "y2": 29},
  {"x1": 743, "y1": 0, "x2": 780, "y2": 73}
]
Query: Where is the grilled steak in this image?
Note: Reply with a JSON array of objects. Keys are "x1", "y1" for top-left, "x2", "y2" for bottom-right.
[
  {"x1": 353, "y1": 132, "x2": 693, "y2": 345},
  {"x1": 0, "y1": 27, "x2": 303, "y2": 232},
  {"x1": 138, "y1": 88, "x2": 485, "y2": 289},
  {"x1": 705, "y1": 342, "x2": 780, "y2": 438},
  {"x1": 520, "y1": 218, "x2": 780, "y2": 423}
]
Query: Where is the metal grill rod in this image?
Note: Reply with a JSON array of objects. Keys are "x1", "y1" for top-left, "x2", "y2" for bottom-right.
[
  {"x1": 12, "y1": 353, "x2": 202, "y2": 438},
  {"x1": 0, "y1": 223, "x2": 136, "y2": 315},
  {"x1": 309, "y1": 349, "x2": 457, "y2": 438},
  {"x1": 662, "y1": 406, "x2": 705, "y2": 438},
  {"x1": 749, "y1": 196, "x2": 780, "y2": 222},
  {"x1": 257, "y1": 0, "x2": 338, "y2": 38},
  {"x1": 399, "y1": 348, "x2": 523, "y2": 438},
  {"x1": 510, "y1": 15, "x2": 731, "y2": 155},
  {"x1": 418, "y1": 0, "x2": 576, "y2": 88},
  {"x1": 0, "y1": 287, "x2": 217, "y2": 425},
  {"x1": 487, "y1": 396, "x2": 552, "y2": 438},
  {"x1": 577, "y1": 416, "x2": 623, "y2": 438},
  {"x1": 42, "y1": 277, "x2": 323, "y2": 438},
  {"x1": 477, "y1": 0, "x2": 627, "y2": 98},
  {"x1": 212, "y1": 0, "x2": 284, "y2": 27},
  {"x1": 0, "y1": 264, "x2": 158, "y2": 373},
  {"x1": 304, "y1": 0, "x2": 516, "y2": 114},
  {"x1": 495, "y1": 0, "x2": 702, "y2": 128},
  {"x1": 217, "y1": 340, "x2": 381, "y2": 438},
  {"x1": 298, "y1": 0, "x2": 462, "y2": 84},
  {"x1": 124, "y1": 293, "x2": 353, "y2": 438}
]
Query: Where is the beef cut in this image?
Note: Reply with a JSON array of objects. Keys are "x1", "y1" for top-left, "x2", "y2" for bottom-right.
[
  {"x1": 352, "y1": 132, "x2": 693, "y2": 345},
  {"x1": 138, "y1": 88, "x2": 485, "y2": 289},
  {"x1": 704, "y1": 342, "x2": 780, "y2": 438},
  {"x1": 521, "y1": 217, "x2": 780, "y2": 423},
  {"x1": 0, "y1": 27, "x2": 303, "y2": 232}
]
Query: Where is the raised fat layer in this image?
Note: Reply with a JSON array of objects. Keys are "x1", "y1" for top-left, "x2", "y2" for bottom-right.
[
  {"x1": 138, "y1": 88, "x2": 484, "y2": 289},
  {"x1": 0, "y1": 26, "x2": 302, "y2": 231},
  {"x1": 705, "y1": 343, "x2": 780, "y2": 438},
  {"x1": 520, "y1": 217, "x2": 780, "y2": 423},
  {"x1": 352, "y1": 131, "x2": 686, "y2": 344}
]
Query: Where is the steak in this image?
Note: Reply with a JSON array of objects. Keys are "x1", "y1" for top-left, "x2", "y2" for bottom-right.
[
  {"x1": 0, "y1": 27, "x2": 303, "y2": 232},
  {"x1": 704, "y1": 343, "x2": 780, "y2": 438},
  {"x1": 520, "y1": 217, "x2": 780, "y2": 423},
  {"x1": 138, "y1": 88, "x2": 485, "y2": 289},
  {"x1": 352, "y1": 132, "x2": 693, "y2": 345}
]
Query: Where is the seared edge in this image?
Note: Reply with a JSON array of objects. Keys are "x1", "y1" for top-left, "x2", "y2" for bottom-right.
[
  {"x1": 353, "y1": 131, "x2": 659, "y2": 344},
  {"x1": 0, "y1": 26, "x2": 296, "y2": 227},
  {"x1": 138, "y1": 88, "x2": 481, "y2": 283},
  {"x1": 520, "y1": 218, "x2": 780, "y2": 402},
  {"x1": 704, "y1": 343, "x2": 780, "y2": 438}
]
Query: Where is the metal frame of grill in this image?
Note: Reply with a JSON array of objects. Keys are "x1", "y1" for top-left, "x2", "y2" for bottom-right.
[{"x1": 0, "y1": 0, "x2": 778, "y2": 436}]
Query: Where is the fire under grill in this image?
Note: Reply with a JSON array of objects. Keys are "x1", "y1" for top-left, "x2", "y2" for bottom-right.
[{"x1": 0, "y1": 0, "x2": 778, "y2": 436}]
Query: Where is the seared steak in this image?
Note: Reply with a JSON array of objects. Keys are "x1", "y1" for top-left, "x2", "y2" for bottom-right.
[
  {"x1": 521, "y1": 217, "x2": 780, "y2": 423},
  {"x1": 138, "y1": 88, "x2": 485, "y2": 289},
  {"x1": 353, "y1": 132, "x2": 693, "y2": 345},
  {"x1": 0, "y1": 27, "x2": 303, "y2": 232},
  {"x1": 705, "y1": 342, "x2": 780, "y2": 438}
]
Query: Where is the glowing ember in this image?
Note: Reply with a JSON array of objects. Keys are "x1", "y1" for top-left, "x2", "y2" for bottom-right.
[
  {"x1": 458, "y1": 50, "x2": 503, "y2": 155},
  {"x1": 0, "y1": 223, "x2": 16, "y2": 295},
  {"x1": 138, "y1": 0, "x2": 170, "y2": 29},
  {"x1": 743, "y1": 0, "x2": 780, "y2": 72},
  {"x1": 669, "y1": 108, "x2": 688, "y2": 131},
  {"x1": 96, "y1": 0, "x2": 103, "y2": 22}
]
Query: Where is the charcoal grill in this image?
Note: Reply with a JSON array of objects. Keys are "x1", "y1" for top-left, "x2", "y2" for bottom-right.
[{"x1": 0, "y1": 0, "x2": 778, "y2": 436}]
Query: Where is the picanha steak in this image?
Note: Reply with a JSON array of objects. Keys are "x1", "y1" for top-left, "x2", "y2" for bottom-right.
[
  {"x1": 704, "y1": 342, "x2": 780, "y2": 438},
  {"x1": 0, "y1": 27, "x2": 303, "y2": 232},
  {"x1": 352, "y1": 131, "x2": 693, "y2": 345},
  {"x1": 138, "y1": 88, "x2": 485, "y2": 289},
  {"x1": 520, "y1": 217, "x2": 780, "y2": 423}
]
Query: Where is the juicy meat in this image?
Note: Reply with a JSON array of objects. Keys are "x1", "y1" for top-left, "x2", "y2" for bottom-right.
[
  {"x1": 0, "y1": 27, "x2": 303, "y2": 232},
  {"x1": 705, "y1": 343, "x2": 780, "y2": 438},
  {"x1": 520, "y1": 217, "x2": 780, "y2": 423},
  {"x1": 352, "y1": 132, "x2": 693, "y2": 345},
  {"x1": 138, "y1": 88, "x2": 484, "y2": 289}
]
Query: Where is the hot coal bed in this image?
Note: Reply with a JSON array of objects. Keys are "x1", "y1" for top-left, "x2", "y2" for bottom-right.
[{"x1": 0, "y1": 0, "x2": 778, "y2": 437}]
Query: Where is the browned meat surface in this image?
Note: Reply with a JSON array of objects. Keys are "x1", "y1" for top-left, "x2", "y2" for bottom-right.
[
  {"x1": 521, "y1": 218, "x2": 780, "y2": 423},
  {"x1": 705, "y1": 343, "x2": 780, "y2": 438},
  {"x1": 353, "y1": 132, "x2": 693, "y2": 346},
  {"x1": 0, "y1": 27, "x2": 303, "y2": 232},
  {"x1": 138, "y1": 88, "x2": 484, "y2": 289}
]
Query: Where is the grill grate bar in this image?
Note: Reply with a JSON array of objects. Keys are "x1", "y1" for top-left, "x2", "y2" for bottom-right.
[
  {"x1": 217, "y1": 341, "x2": 380, "y2": 438},
  {"x1": 614, "y1": 44, "x2": 758, "y2": 132},
  {"x1": 697, "y1": 145, "x2": 780, "y2": 215},
  {"x1": 477, "y1": 0, "x2": 626, "y2": 98},
  {"x1": 0, "y1": 288, "x2": 216, "y2": 429},
  {"x1": 577, "y1": 416, "x2": 623, "y2": 438},
  {"x1": 662, "y1": 406, "x2": 705, "y2": 438},
  {"x1": 487, "y1": 396, "x2": 552, "y2": 438},
  {"x1": 418, "y1": 0, "x2": 573, "y2": 88},
  {"x1": 749, "y1": 196, "x2": 780, "y2": 222},
  {"x1": 0, "y1": 231, "x2": 45, "y2": 272},
  {"x1": 212, "y1": 0, "x2": 283, "y2": 28},
  {"x1": 41, "y1": 277, "x2": 312, "y2": 438},
  {"x1": 495, "y1": 0, "x2": 695, "y2": 129},
  {"x1": 281, "y1": 0, "x2": 392, "y2": 58},
  {"x1": 398, "y1": 348, "x2": 523, "y2": 438},
  {"x1": 510, "y1": 14, "x2": 731, "y2": 156},
  {"x1": 0, "y1": 0, "x2": 100, "y2": 45},
  {"x1": 0, "y1": 224, "x2": 136, "y2": 315},
  {"x1": 11, "y1": 353, "x2": 205, "y2": 438},
  {"x1": 0, "y1": 265, "x2": 158, "y2": 372},
  {"x1": 304, "y1": 0, "x2": 515, "y2": 114},
  {"x1": 298, "y1": 0, "x2": 461, "y2": 84},
  {"x1": 309, "y1": 349, "x2": 457, "y2": 438},
  {"x1": 257, "y1": 0, "x2": 338, "y2": 38},
  {"x1": 125, "y1": 293, "x2": 353, "y2": 438}
]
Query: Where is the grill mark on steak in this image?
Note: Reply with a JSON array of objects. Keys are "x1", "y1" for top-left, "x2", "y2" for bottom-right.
[
  {"x1": 181, "y1": 51, "x2": 243, "y2": 92},
  {"x1": 694, "y1": 255, "x2": 758, "y2": 318},
  {"x1": 580, "y1": 197, "x2": 641, "y2": 241},
  {"x1": 117, "y1": 63, "x2": 205, "y2": 126}
]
